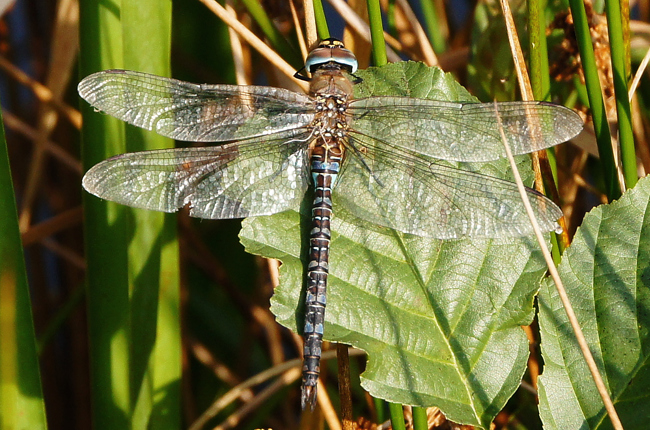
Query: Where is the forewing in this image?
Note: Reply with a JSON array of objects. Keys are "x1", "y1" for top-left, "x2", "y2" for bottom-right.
[
  {"x1": 78, "y1": 70, "x2": 315, "y2": 142},
  {"x1": 82, "y1": 130, "x2": 312, "y2": 219},
  {"x1": 349, "y1": 98, "x2": 583, "y2": 162},
  {"x1": 334, "y1": 134, "x2": 563, "y2": 239}
]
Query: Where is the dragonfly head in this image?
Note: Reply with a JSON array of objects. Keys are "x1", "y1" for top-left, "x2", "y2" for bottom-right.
[{"x1": 305, "y1": 38, "x2": 358, "y2": 74}]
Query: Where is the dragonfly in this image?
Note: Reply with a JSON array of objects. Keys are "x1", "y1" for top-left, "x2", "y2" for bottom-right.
[{"x1": 79, "y1": 38, "x2": 583, "y2": 409}]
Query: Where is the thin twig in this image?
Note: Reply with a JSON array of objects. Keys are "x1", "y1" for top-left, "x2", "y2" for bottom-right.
[
  {"x1": 303, "y1": 0, "x2": 317, "y2": 47},
  {"x1": 198, "y1": 0, "x2": 307, "y2": 90},
  {"x1": 2, "y1": 110, "x2": 82, "y2": 173},
  {"x1": 628, "y1": 44, "x2": 650, "y2": 101},
  {"x1": 395, "y1": 0, "x2": 438, "y2": 66},
  {"x1": 21, "y1": 207, "x2": 83, "y2": 246},
  {"x1": 317, "y1": 378, "x2": 343, "y2": 430},
  {"x1": 189, "y1": 349, "x2": 365, "y2": 430},
  {"x1": 19, "y1": 0, "x2": 79, "y2": 232},
  {"x1": 337, "y1": 344, "x2": 354, "y2": 430},
  {"x1": 291, "y1": 0, "x2": 308, "y2": 60},
  {"x1": 189, "y1": 338, "x2": 250, "y2": 393},
  {"x1": 212, "y1": 367, "x2": 302, "y2": 430},
  {"x1": 0, "y1": 55, "x2": 81, "y2": 129},
  {"x1": 499, "y1": 0, "x2": 532, "y2": 99},
  {"x1": 225, "y1": 2, "x2": 248, "y2": 86}
]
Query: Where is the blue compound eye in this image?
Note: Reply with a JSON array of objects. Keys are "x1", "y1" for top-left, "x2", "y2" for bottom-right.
[{"x1": 305, "y1": 39, "x2": 358, "y2": 73}]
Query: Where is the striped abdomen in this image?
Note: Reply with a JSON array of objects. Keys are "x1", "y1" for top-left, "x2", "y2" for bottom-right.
[{"x1": 301, "y1": 149, "x2": 342, "y2": 410}]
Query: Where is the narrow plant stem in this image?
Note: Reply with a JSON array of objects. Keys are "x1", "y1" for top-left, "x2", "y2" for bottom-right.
[
  {"x1": 303, "y1": 0, "x2": 317, "y2": 46},
  {"x1": 0, "y1": 56, "x2": 81, "y2": 128},
  {"x1": 386, "y1": 0, "x2": 397, "y2": 37},
  {"x1": 213, "y1": 368, "x2": 303, "y2": 430},
  {"x1": 568, "y1": 0, "x2": 620, "y2": 200},
  {"x1": 240, "y1": 0, "x2": 302, "y2": 67},
  {"x1": 366, "y1": 0, "x2": 387, "y2": 66},
  {"x1": 374, "y1": 397, "x2": 385, "y2": 423},
  {"x1": 527, "y1": 0, "x2": 563, "y2": 255},
  {"x1": 499, "y1": 0, "x2": 541, "y2": 186},
  {"x1": 122, "y1": 2, "x2": 180, "y2": 427},
  {"x1": 499, "y1": 0, "x2": 531, "y2": 99},
  {"x1": 0, "y1": 109, "x2": 47, "y2": 429},
  {"x1": 337, "y1": 344, "x2": 354, "y2": 430},
  {"x1": 527, "y1": 0, "x2": 550, "y2": 101},
  {"x1": 327, "y1": 0, "x2": 402, "y2": 62},
  {"x1": 226, "y1": 2, "x2": 248, "y2": 86},
  {"x1": 412, "y1": 407, "x2": 428, "y2": 430},
  {"x1": 494, "y1": 104, "x2": 624, "y2": 430},
  {"x1": 78, "y1": 1, "x2": 129, "y2": 427},
  {"x1": 388, "y1": 403, "x2": 406, "y2": 430},
  {"x1": 420, "y1": 0, "x2": 446, "y2": 53},
  {"x1": 395, "y1": 0, "x2": 438, "y2": 66},
  {"x1": 313, "y1": 0, "x2": 330, "y2": 40},
  {"x1": 605, "y1": 0, "x2": 637, "y2": 190},
  {"x1": 290, "y1": 0, "x2": 308, "y2": 58},
  {"x1": 628, "y1": 45, "x2": 650, "y2": 100}
]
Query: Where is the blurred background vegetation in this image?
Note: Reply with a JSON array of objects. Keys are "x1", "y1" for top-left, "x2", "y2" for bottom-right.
[{"x1": 1, "y1": 0, "x2": 649, "y2": 428}]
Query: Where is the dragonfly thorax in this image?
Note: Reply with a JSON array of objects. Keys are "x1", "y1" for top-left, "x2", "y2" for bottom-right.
[
  {"x1": 309, "y1": 66, "x2": 353, "y2": 140},
  {"x1": 311, "y1": 92, "x2": 350, "y2": 138}
]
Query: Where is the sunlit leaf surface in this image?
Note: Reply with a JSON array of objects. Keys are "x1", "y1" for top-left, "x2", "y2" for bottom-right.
[{"x1": 539, "y1": 175, "x2": 650, "y2": 430}]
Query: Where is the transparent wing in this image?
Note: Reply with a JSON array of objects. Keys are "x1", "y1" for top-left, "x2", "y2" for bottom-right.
[
  {"x1": 78, "y1": 70, "x2": 315, "y2": 142},
  {"x1": 349, "y1": 98, "x2": 583, "y2": 162},
  {"x1": 82, "y1": 130, "x2": 312, "y2": 219},
  {"x1": 334, "y1": 134, "x2": 562, "y2": 239}
]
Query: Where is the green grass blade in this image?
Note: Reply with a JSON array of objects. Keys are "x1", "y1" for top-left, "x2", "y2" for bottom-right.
[
  {"x1": 420, "y1": 0, "x2": 447, "y2": 54},
  {"x1": 386, "y1": 0, "x2": 397, "y2": 38},
  {"x1": 366, "y1": 0, "x2": 387, "y2": 66},
  {"x1": 121, "y1": 1, "x2": 180, "y2": 429},
  {"x1": 568, "y1": 0, "x2": 620, "y2": 200},
  {"x1": 528, "y1": 0, "x2": 562, "y2": 260},
  {"x1": 0, "y1": 106, "x2": 48, "y2": 430},
  {"x1": 527, "y1": 0, "x2": 550, "y2": 101},
  {"x1": 36, "y1": 283, "x2": 85, "y2": 354},
  {"x1": 313, "y1": 0, "x2": 330, "y2": 40},
  {"x1": 604, "y1": 0, "x2": 636, "y2": 189},
  {"x1": 78, "y1": 1, "x2": 130, "y2": 428},
  {"x1": 240, "y1": 0, "x2": 302, "y2": 67},
  {"x1": 79, "y1": 0, "x2": 179, "y2": 428}
]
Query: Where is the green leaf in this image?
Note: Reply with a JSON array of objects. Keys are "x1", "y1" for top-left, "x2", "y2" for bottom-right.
[
  {"x1": 538, "y1": 175, "x2": 650, "y2": 430},
  {"x1": 240, "y1": 62, "x2": 550, "y2": 428},
  {"x1": 0, "y1": 98, "x2": 48, "y2": 430}
]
